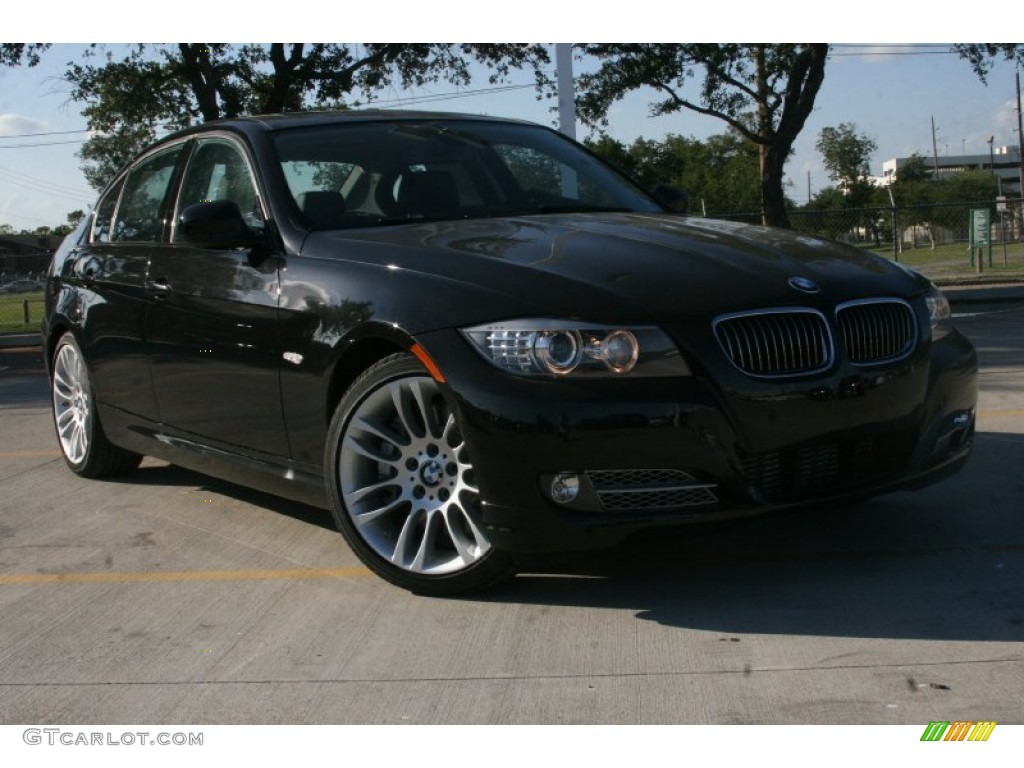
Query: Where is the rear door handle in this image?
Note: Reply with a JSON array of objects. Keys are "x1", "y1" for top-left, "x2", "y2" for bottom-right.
[{"x1": 146, "y1": 276, "x2": 172, "y2": 297}]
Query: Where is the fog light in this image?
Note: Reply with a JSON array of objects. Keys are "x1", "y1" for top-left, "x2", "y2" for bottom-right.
[{"x1": 550, "y1": 472, "x2": 581, "y2": 504}]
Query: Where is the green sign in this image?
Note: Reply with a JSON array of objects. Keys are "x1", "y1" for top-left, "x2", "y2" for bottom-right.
[{"x1": 970, "y1": 208, "x2": 991, "y2": 247}]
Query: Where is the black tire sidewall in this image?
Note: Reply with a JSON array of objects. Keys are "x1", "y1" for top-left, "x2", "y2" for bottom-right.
[{"x1": 51, "y1": 331, "x2": 140, "y2": 478}]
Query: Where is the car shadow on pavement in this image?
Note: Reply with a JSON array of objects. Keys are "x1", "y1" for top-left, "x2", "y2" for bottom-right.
[
  {"x1": 96, "y1": 462, "x2": 338, "y2": 533},
  {"x1": 478, "y1": 431, "x2": 1024, "y2": 644}
]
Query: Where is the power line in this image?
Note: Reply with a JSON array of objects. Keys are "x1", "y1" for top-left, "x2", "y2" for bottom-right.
[
  {"x1": 0, "y1": 209, "x2": 67, "y2": 226},
  {"x1": 362, "y1": 83, "x2": 537, "y2": 109},
  {"x1": 830, "y1": 45, "x2": 958, "y2": 58},
  {"x1": 0, "y1": 172, "x2": 90, "y2": 204},
  {"x1": 0, "y1": 82, "x2": 541, "y2": 147},
  {"x1": 0, "y1": 164, "x2": 91, "y2": 197},
  {"x1": 831, "y1": 50, "x2": 957, "y2": 57},
  {"x1": 0, "y1": 139, "x2": 86, "y2": 149},
  {"x1": 0, "y1": 128, "x2": 90, "y2": 139}
]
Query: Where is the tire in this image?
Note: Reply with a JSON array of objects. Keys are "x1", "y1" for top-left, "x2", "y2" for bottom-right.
[
  {"x1": 325, "y1": 353, "x2": 515, "y2": 595},
  {"x1": 50, "y1": 332, "x2": 142, "y2": 478}
]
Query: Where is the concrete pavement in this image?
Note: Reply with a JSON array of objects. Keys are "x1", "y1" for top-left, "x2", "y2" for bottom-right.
[{"x1": 0, "y1": 307, "x2": 1021, "y2": 724}]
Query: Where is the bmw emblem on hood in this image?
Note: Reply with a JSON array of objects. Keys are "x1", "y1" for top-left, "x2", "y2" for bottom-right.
[{"x1": 788, "y1": 276, "x2": 820, "y2": 294}]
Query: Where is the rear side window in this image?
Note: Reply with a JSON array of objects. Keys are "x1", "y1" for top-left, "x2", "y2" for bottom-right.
[
  {"x1": 111, "y1": 145, "x2": 185, "y2": 243},
  {"x1": 90, "y1": 176, "x2": 125, "y2": 244}
]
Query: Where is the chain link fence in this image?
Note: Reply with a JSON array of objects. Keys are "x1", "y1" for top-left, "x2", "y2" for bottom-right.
[
  {"x1": 0, "y1": 253, "x2": 49, "y2": 334},
  {"x1": 718, "y1": 198, "x2": 1024, "y2": 279},
  {"x1": 3, "y1": 198, "x2": 1023, "y2": 335}
]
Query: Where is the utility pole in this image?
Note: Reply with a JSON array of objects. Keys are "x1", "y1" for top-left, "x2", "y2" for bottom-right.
[
  {"x1": 1017, "y1": 70, "x2": 1024, "y2": 187},
  {"x1": 556, "y1": 44, "x2": 576, "y2": 140},
  {"x1": 988, "y1": 135, "x2": 999, "y2": 194},
  {"x1": 555, "y1": 43, "x2": 578, "y2": 199},
  {"x1": 931, "y1": 116, "x2": 940, "y2": 176}
]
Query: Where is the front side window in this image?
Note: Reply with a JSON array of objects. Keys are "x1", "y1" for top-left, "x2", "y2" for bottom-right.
[
  {"x1": 174, "y1": 138, "x2": 264, "y2": 240},
  {"x1": 112, "y1": 145, "x2": 185, "y2": 243}
]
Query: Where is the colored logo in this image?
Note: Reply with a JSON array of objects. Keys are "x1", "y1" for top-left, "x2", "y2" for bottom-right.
[{"x1": 920, "y1": 721, "x2": 996, "y2": 742}]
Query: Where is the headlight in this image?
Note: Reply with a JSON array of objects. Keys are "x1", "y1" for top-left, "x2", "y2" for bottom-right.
[
  {"x1": 460, "y1": 320, "x2": 690, "y2": 377},
  {"x1": 890, "y1": 262, "x2": 953, "y2": 342},
  {"x1": 925, "y1": 284, "x2": 952, "y2": 341}
]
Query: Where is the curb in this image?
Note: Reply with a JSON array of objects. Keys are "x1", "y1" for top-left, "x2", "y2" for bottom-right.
[
  {"x1": 940, "y1": 284, "x2": 1024, "y2": 305},
  {"x1": 0, "y1": 333, "x2": 42, "y2": 348}
]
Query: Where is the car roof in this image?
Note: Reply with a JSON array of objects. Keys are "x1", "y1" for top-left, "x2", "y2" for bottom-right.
[{"x1": 162, "y1": 110, "x2": 536, "y2": 143}]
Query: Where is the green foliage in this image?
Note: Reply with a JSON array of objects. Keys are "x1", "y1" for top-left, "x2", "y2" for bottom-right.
[
  {"x1": 575, "y1": 44, "x2": 829, "y2": 227},
  {"x1": 952, "y1": 44, "x2": 1024, "y2": 83},
  {"x1": 0, "y1": 44, "x2": 50, "y2": 66},
  {"x1": 61, "y1": 44, "x2": 549, "y2": 191},
  {"x1": 802, "y1": 186, "x2": 860, "y2": 240},
  {"x1": 0, "y1": 209, "x2": 92, "y2": 238},
  {"x1": 896, "y1": 154, "x2": 931, "y2": 184},
  {"x1": 815, "y1": 123, "x2": 877, "y2": 193},
  {"x1": 585, "y1": 131, "x2": 764, "y2": 215}
]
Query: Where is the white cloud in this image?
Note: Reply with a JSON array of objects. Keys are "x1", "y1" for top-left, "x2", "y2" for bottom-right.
[{"x1": 0, "y1": 114, "x2": 48, "y2": 138}]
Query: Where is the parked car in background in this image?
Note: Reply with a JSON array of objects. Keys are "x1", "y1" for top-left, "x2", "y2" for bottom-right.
[
  {"x1": 1, "y1": 279, "x2": 44, "y2": 294},
  {"x1": 43, "y1": 111, "x2": 978, "y2": 594}
]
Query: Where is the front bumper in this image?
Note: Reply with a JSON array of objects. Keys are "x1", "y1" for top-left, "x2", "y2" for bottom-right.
[{"x1": 418, "y1": 327, "x2": 978, "y2": 554}]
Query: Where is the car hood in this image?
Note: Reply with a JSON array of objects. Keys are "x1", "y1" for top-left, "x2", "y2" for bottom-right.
[{"x1": 301, "y1": 213, "x2": 928, "y2": 322}]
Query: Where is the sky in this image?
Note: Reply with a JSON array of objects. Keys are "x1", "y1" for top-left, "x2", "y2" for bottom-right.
[{"x1": 3, "y1": 9, "x2": 1023, "y2": 229}]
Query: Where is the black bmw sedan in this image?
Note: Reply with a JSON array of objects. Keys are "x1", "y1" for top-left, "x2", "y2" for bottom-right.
[{"x1": 43, "y1": 111, "x2": 977, "y2": 594}]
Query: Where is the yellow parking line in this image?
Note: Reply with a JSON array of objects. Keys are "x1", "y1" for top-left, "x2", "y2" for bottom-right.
[
  {"x1": 0, "y1": 567, "x2": 373, "y2": 586},
  {"x1": 977, "y1": 409, "x2": 1024, "y2": 418}
]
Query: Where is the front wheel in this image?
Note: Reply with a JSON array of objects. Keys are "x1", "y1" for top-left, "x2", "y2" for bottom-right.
[{"x1": 325, "y1": 354, "x2": 515, "y2": 595}]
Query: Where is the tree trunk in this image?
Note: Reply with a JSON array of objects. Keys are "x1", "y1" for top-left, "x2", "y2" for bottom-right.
[
  {"x1": 178, "y1": 44, "x2": 222, "y2": 122},
  {"x1": 262, "y1": 44, "x2": 304, "y2": 114},
  {"x1": 761, "y1": 142, "x2": 790, "y2": 228},
  {"x1": 760, "y1": 44, "x2": 828, "y2": 229}
]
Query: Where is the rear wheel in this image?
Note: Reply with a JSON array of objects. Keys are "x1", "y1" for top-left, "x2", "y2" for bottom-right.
[
  {"x1": 51, "y1": 332, "x2": 142, "y2": 478},
  {"x1": 325, "y1": 354, "x2": 514, "y2": 594}
]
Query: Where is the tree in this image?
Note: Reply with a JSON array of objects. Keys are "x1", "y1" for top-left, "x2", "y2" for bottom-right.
[
  {"x1": 51, "y1": 210, "x2": 87, "y2": 238},
  {"x1": 814, "y1": 122, "x2": 880, "y2": 242},
  {"x1": 61, "y1": 44, "x2": 549, "y2": 190},
  {"x1": 575, "y1": 44, "x2": 829, "y2": 228},
  {"x1": 0, "y1": 44, "x2": 49, "y2": 66},
  {"x1": 815, "y1": 123, "x2": 877, "y2": 194},
  {"x1": 585, "y1": 131, "x2": 764, "y2": 215},
  {"x1": 953, "y1": 44, "x2": 1024, "y2": 83}
]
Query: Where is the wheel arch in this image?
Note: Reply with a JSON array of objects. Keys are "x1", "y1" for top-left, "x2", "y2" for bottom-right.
[
  {"x1": 44, "y1": 317, "x2": 76, "y2": 378},
  {"x1": 324, "y1": 333, "x2": 411, "y2": 427}
]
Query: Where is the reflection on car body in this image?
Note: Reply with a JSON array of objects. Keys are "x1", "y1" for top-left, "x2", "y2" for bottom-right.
[{"x1": 43, "y1": 111, "x2": 977, "y2": 594}]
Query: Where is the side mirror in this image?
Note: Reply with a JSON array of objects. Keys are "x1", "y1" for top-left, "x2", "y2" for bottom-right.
[
  {"x1": 178, "y1": 201, "x2": 262, "y2": 248},
  {"x1": 651, "y1": 184, "x2": 689, "y2": 215}
]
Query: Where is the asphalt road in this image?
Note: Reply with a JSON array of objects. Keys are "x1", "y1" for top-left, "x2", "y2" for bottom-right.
[{"x1": 0, "y1": 310, "x2": 1022, "y2": 725}]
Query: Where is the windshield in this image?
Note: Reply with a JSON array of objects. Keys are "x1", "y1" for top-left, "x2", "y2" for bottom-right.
[{"x1": 271, "y1": 119, "x2": 663, "y2": 230}]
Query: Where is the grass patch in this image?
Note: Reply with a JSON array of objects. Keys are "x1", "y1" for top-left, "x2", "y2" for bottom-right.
[
  {"x1": 859, "y1": 240, "x2": 1024, "y2": 273},
  {"x1": 0, "y1": 290, "x2": 45, "y2": 334}
]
